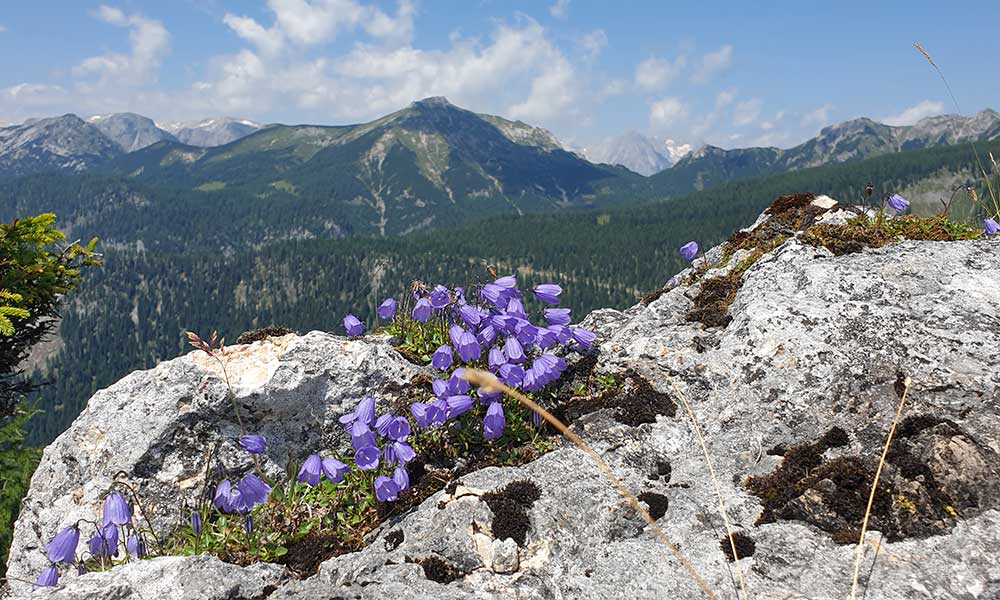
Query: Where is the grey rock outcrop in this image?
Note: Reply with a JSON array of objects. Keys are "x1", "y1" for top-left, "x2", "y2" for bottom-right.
[{"x1": 6, "y1": 208, "x2": 1000, "y2": 599}]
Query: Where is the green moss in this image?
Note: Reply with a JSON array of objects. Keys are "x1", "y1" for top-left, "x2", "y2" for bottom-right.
[
  {"x1": 194, "y1": 181, "x2": 226, "y2": 192},
  {"x1": 801, "y1": 214, "x2": 979, "y2": 256}
]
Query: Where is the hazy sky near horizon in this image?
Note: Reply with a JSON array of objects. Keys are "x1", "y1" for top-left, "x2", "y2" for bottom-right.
[{"x1": 1, "y1": 1, "x2": 997, "y2": 151}]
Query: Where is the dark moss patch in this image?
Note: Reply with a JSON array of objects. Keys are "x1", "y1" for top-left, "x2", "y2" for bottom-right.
[
  {"x1": 613, "y1": 371, "x2": 677, "y2": 426},
  {"x1": 235, "y1": 326, "x2": 296, "y2": 345},
  {"x1": 685, "y1": 268, "x2": 741, "y2": 328},
  {"x1": 482, "y1": 480, "x2": 541, "y2": 546},
  {"x1": 637, "y1": 491, "x2": 669, "y2": 520},
  {"x1": 765, "y1": 192, "x2": 817, "y2": 215},
  {"x1": 747, "y1": 420, "x2": 1000, "y2": 544},
  {"x1": 800, "y1": 215, "x2": 979, "y2": 256},
  {"x1": 277, "y1": 530, "x2": 357, "y2": 578},
  {"x1": 231, "y1": 585, "x2": 281, "y2": 600},
  {"x1": 720, "y1": 531, "x2": 756, "y2": 562},
  {"x1": 384, "y1": 529, "x2": 404, "y2": 552},
  {"x1": 418, "y1": 556, "x2": 463, "y2": 584},
  {"x1": 656, "y1": 459, "x2": 672, "y2": 481}
]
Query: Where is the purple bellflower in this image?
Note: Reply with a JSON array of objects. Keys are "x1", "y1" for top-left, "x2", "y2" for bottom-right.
[
  {"x1": 680, "y1": 241, "x2": 699, "y2": 261},
  {"x1": 354, "y1": 445, "x2": 381, "y2": 470},
  {"x1": 34, "y1": 566, "x2": 59, "y2": 589},
  {"x1": 376, "y1": 298, "x2": 397, "y2": 319},
  {"x1": 321, "y1": 457, "x2": 350, "y2": 483},
  {"x1": 544, "y1": 308, "x2": 571, "y2": 326},
  {"x1": 190, "y1": 511, "x2": 203, "y2": 535},
  {"x1": 431, "y1": 344, "x2": 453, "y2": 370},
  {"x1": 46, "y1": 526, "x2": 79, "y2": 564},
  {"x1": 412, "y1": 297, "x2": 432, "y2": 322},
  {"x1": 101, "y1": 493, "x2": 132, "y2": 528},
  {"x1": 88, "y1": 523, "x2": 118, "y2": 558},
  {"x1": 343, "y1": 314, "x2": 364, "y2": 337},
  {"x1": 297, "y1": 454, "x2": 323, "y2": 486},
  {"x1": 533, "y1": 284, "x2": 562, "y2": 305},
  {"x1": 886, "y1": 193, "x2": 910, "y2": 212},
  {"x1": 483, "y1": 401, "x2": 506, "y2": 440},
  {"x1": 374, "y1": 476, "x2": 399, "y2": 502},
  {"x1": 239, "y1": 434, "x2": 267, "y2": 455},
  {"x1": 984, "y1": 218, "x2": 999, "y2": 236}
]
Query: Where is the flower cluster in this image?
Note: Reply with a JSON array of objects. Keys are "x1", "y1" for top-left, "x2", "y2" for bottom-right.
[
  {"x1": 34, "y1": 491, "x2": 147, "y2": 588},
  {"x1": 297, "y1": 394, "x2": 413, "y2": 502},
  {"x1": 371, "y1": 276, "x2": 594, "y2": 442},
  {"x1": 212, "y1": 436, "x2": 273, "y2": 533}
]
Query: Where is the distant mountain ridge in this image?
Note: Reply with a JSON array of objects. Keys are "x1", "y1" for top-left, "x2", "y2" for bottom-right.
[
  {"x1": 653, "y1": 109, "x2": 1000, "y2": 193},
  {"x1": 584, "y1": 131, "x2": 673, "y2": 176}
]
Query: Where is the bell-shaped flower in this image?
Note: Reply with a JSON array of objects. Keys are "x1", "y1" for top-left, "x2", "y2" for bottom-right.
[
  {"x1": 679, "y1": 241, "x2": 699, "y2": 261},
  {"x1": 455, "y1": 329, "x2": 482, "y2": 362},
  {"x1": 887, "y1": 193, "x2": 910, "y2": 212},
  {"x1": 446, "y1": 395, "x2": 473, "y2": 418},
  {"x1": 449, "y1": 369, "x2": 472, "y2": 394},
  {"x1": 126, "y1": 534, "x2": 146, "y2": 559},
  {"x1": 237, "y1": 473, "x2": 271, "y2": 509},
  {"x1": 354, "y1": 445, "x2": 380, "y2": 470},
  {"x1": 376, "y1": 298, "x2": 397, "y2": 319},
  {"x1": 483, "y1": 402, "x2": 506, "y2": 440},
  {"x1": 480, "y1": 283, "x2": 506, "y2": 306},
  {"x1": 343, "y1": 314, "x2": 364, "y2": 337},
  {"x1": 477, "y1": 323, "x2": 498, "y2": 346},
  {"x1": 432, "y1": 378, "x2": 449, "y2": 399},
  {"x1": 985, "y1": 218, "x2": 999, "y2": 236},
  {"x1": 34, "y1": 566, "x2": 59, "y2": 589},
  {"x1": 412, "y1": 297, "x2": 433, "y2": 322},
  {"x1": 533, "y1": 284, "x2": 562, "y2": 305},
  {"x1": 458, "y1": 304, "x2": 482, "y2": 328},
  {"x1": 190, "y1": 511, "x2": 203, "y2": 535},
  {"x1": 499, "y1": 363, "x2": 525, "y2": 388},
  {"x1": 46, "y1": 526, "x2": 79, "y2": 564},
  {"x1": 383, "y1": 440, "x2": 416, "y2": 466},
  {"x1": 101, "y1": 492, "x2": 132, "y2": 528},
  {"x1": 386, "y1": 416, "x2": 411, "y2": 441},
  {"x1": 322, "y1": 457, "x2": 350, "y2": 483},
  {"x1": 571, "y1": 327, "x2": 597, "y2": 350},
  {"x1": 488, "y1": 347, "x2": 506, "y2": 370},
  {"x1": 430, "y1": 285, "x2": 451, "y2": 308},
  {"x1": 213, "y1": 480, "x2": 234, "y2": 511},
  {"x1": 297, "y1": 454, "x2": 323, "y2": 486},
  {"x1": 506, "y1": 297, "x2": 527, "y2": 318},
  {"x1": 393, "y1": 465, "x2": 410, "y2": 492},
  {"x1": 243, "y1": 514, "x2": 254, "y2": 534},
  {"x1": 536, "y1": 328, "x2": 558, "y2": 349},
  {"x1": 339, "y1": 395, "x2": 376, "y2": 431},
  {"x1": 494, "y1": 275, "x2": 517, "y2": 289},
  {"x1": 375, "y1": 413, "x2": 394, "y2": 436},
  {"x1": 548, "y1": 324, "x2": 571, "y2": 344},
  {"x1": 522, "y1": 366, "x2": 542, "y2": 392},
  {"x1": 239, "y1": 434, "x2": 267, "y2": 455},
  {"x1": 515, "y1": 320, "x2": 539, "y2": 346},
  {"x1": 350, "y1": 423, "x2": 376, "y2": 451},
  {"x1": 544, "y1": 308, "x2": 571, "y2": 326},
  {"x1": 479, "y1": 386, "x2": 502, "y2": 404},
  {"x1": 431, "y1": 344, "x2": 453, "y2": 370},
  {"x1": 374, "y1": 476, "x2": 400, "y2": 502},
  {"x1": 504, "y1": 336, "x2": 525, "y2": 363},
  {"x1": 88, "y1": 523, "x2": 118, "y2": 558}
]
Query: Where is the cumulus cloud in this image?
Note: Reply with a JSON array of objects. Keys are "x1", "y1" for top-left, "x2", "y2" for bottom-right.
[
  {"x1": 691, "y1": 44, "x2": 732, "y2": 83},
  {"x1": 664, "y1": 138, "x2": 692, "y2": 162},
  {"x1": 801, "y1": 103, "x2": 834, "y2": 128},
  {"x1": 579, "y1": 29, "x2": 607, "y2": 59},
  {"x1": 634, "y1": 55, "x2": 685, "y2": 91},
  {"x1": 883, "y1": 100, "x2": 945, "y2": 126},
  {"x1": 715, "y1": 89, "x2": 735, "y2": 109},
  {"x1": 649, "y1": 96, "x2": 687, "y2": 129},
  {"x1": 74, "y1": 5, "x2": 170, "y2": 85},
  {"x1": 549, "y1": 0, "x2": 570, "y2": 19},
  {"x1": 733, "y1": 98, "x2": 762, "y2": 127}
]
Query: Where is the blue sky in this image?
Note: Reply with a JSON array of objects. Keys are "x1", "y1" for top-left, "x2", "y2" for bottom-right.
[{"x1": 1, "y1": 1, "x2": 997, "y2": 153}]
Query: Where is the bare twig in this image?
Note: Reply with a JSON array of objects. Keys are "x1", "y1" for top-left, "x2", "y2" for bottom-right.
[{"x1": 459, "y1": 368, "x2": 720, "y2": 600}]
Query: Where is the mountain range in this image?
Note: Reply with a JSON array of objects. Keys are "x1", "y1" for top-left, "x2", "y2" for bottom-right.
[{"x1": 2, "y1": 100, "x2": 999, "y2": 237}]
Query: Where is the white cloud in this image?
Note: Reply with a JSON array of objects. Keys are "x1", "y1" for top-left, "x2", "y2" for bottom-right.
[
  {"x1": 634, "y1": 55, "x2": 685, "y2": 91},
  {"x1": 74, "y1": 5, "x2": 170, "y2": 85},
  {"x1": 733, "y1": 98, "x2": 762, "y2": 127},
  {"x1": 223, "y1": 14, "x2": 285, "y2": 55},
  {"x1": 664, "y1": 138, "x2": 692, "y2": 162},
  {"x1": 549, "y1": 0, "x2": 570, "y2": 19},
  {"x1": 883, "y1": 100, "x2": 945, "y2": 126},
  {"x1": 715, "y1": 89, "x2": 735, "y2": 109},
  {"x1": 649, "y1": 96, "x2": 687, "y2": 129},
  {"x1": 801, "y1": 103, "x2": 834, "y2": 128},
  {"x1": 579, "y1": 29, "x2": 607, "y2": 59},
  {"x1": 691, "y1": 44, "x2": 732, "y2": 83}
]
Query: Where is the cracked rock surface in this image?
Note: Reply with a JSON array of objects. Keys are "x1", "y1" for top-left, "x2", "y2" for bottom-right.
[{"x1": 6, "y1": 208, "x2": 1000, "y2": 599}]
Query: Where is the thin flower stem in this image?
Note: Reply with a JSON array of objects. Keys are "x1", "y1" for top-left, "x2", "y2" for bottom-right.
[
  {"x1": 849, "y1": 376, "x2": 911, "y2": 600},
  {"x1": 665, "y1": 379, "x2": 751, "y2": 600},
  {"x1": 460, "y1": 369, "x2": 719, "y2": 600},
  {"x1": 112, "y1": 478, "x2": 166, "y2": 555}
]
